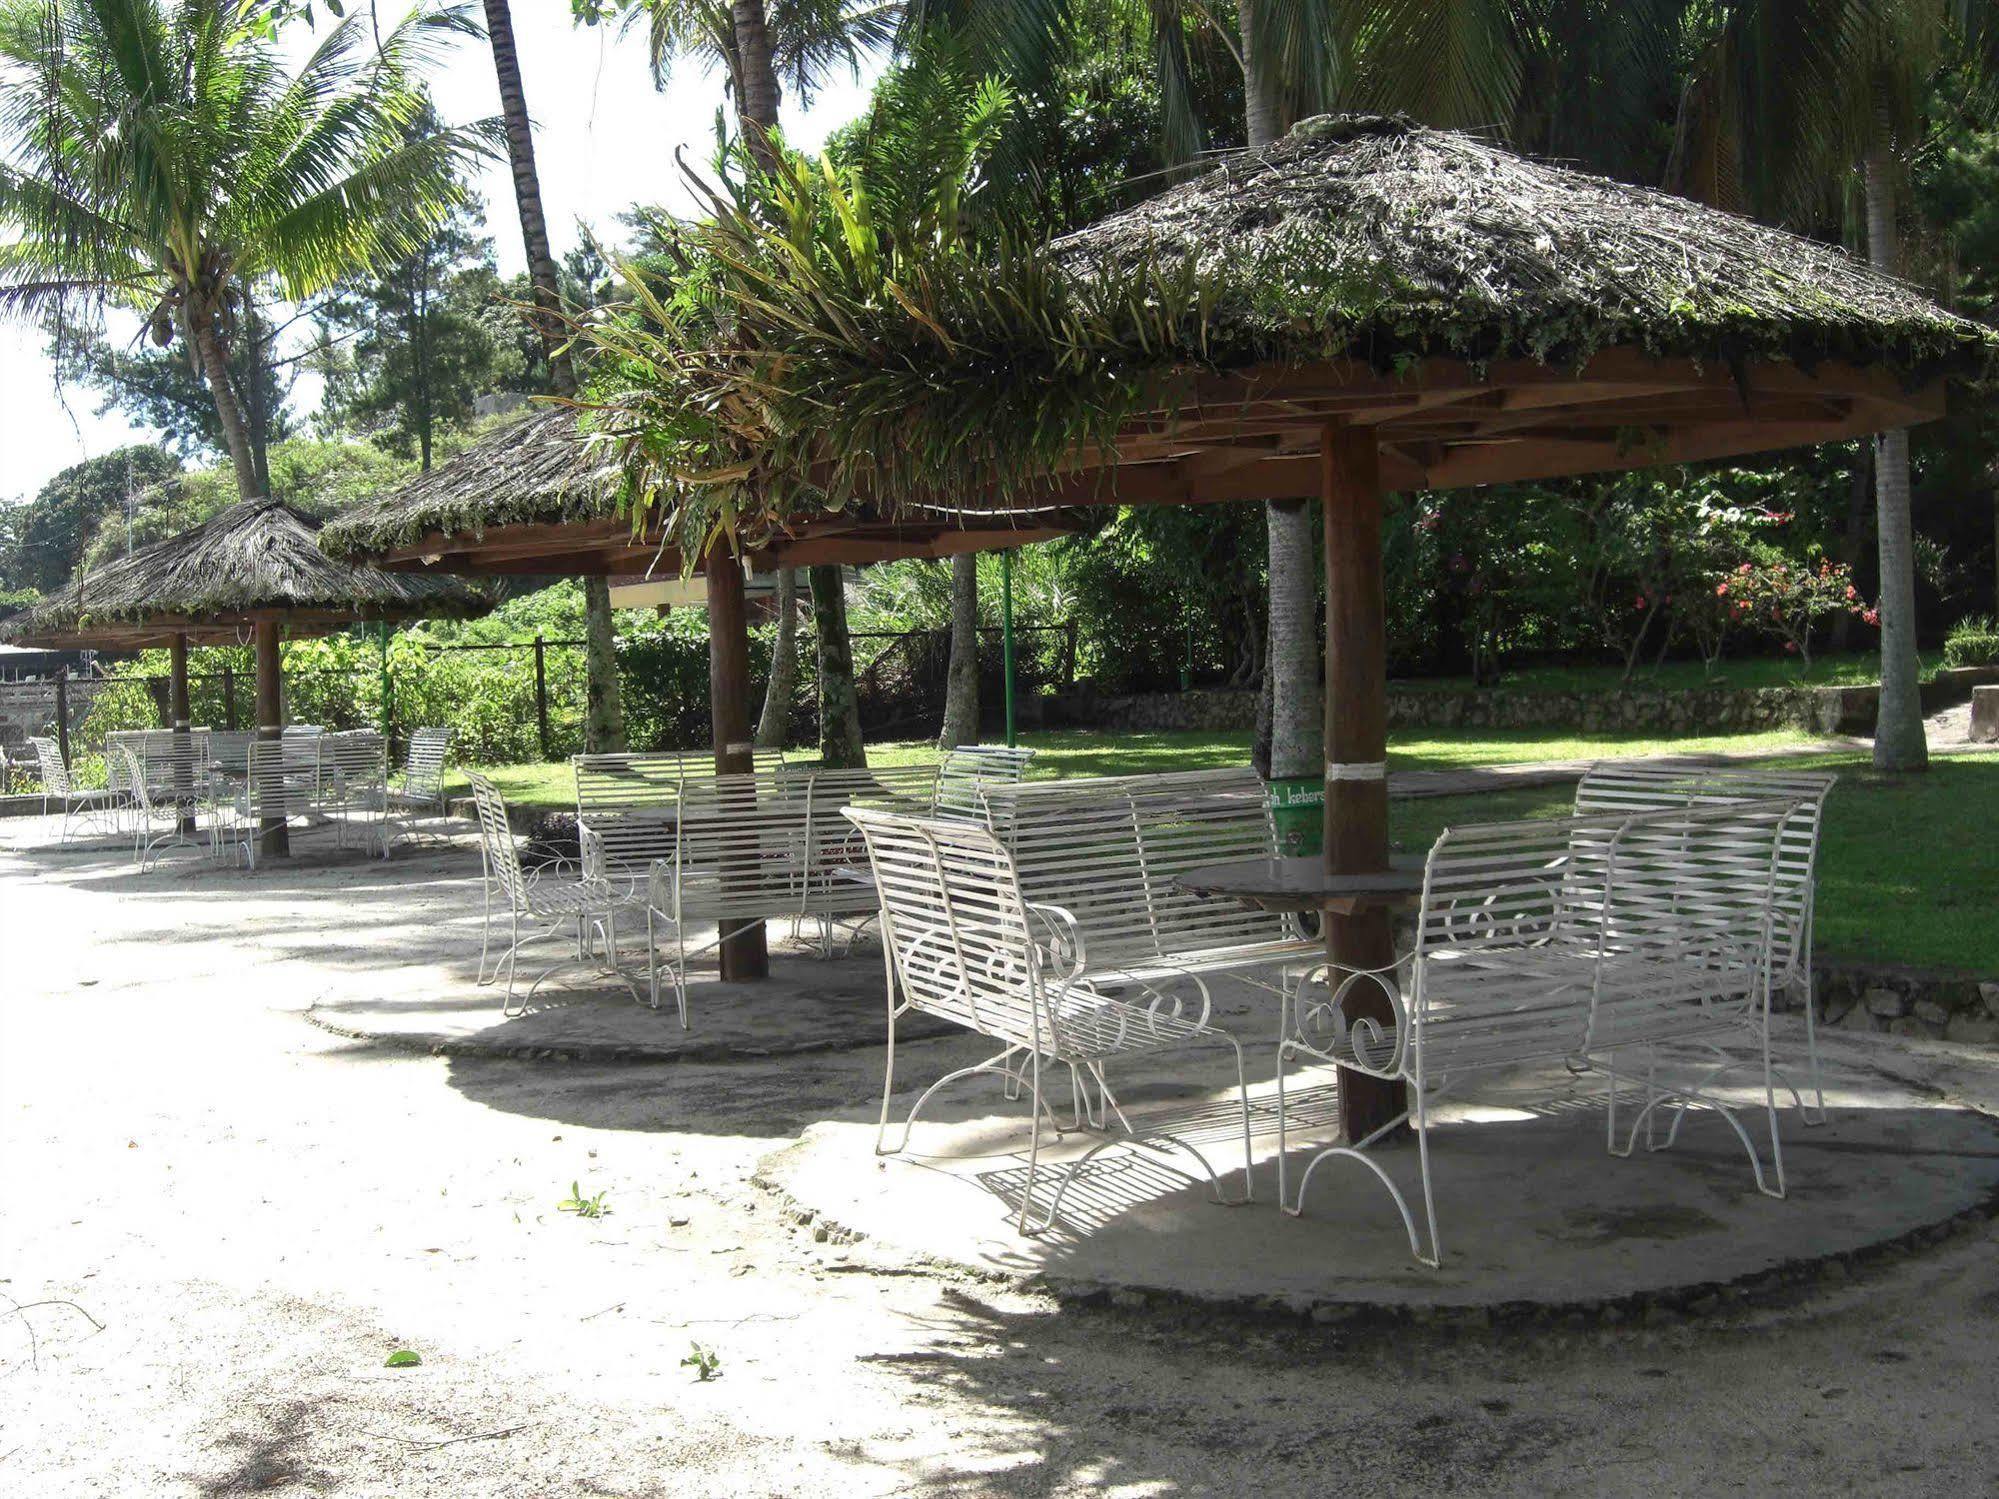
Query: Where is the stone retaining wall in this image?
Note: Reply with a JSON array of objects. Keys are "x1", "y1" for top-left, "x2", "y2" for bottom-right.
[
  {"x1": 1809, "y1": 964, "x2": 1999, "y2": 1045},
  {"x1": 1031, "y1": 665, "x2": 1999, "y2": 738}
]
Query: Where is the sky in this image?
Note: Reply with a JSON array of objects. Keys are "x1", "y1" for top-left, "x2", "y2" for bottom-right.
[{"x1": 0, "y1": 3, "x2": 881, "y2": 502}]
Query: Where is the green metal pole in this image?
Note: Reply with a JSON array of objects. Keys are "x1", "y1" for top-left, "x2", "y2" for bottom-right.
[
  {"x1": 377, "y1": 621, "x2": 392, "y2": 749},
  {"x1": 1001, "y1": 549, "x2": 1017, "y2": 748}
]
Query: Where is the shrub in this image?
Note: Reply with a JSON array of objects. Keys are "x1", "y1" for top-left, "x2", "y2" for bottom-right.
[{"x1": 1943, "y1": 616, "x2": 1999, "y2": 669}]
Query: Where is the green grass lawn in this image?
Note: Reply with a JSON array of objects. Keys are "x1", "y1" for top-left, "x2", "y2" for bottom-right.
[{"x1": 447, "y1": 735, "x2": 1998, "y2": 975}]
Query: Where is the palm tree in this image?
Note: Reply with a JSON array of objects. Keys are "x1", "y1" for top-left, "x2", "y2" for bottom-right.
[
  {"x1": 482, "y1": 0, "x2": 627, "y2": 752},
  {"x1": 938, "y1": 551, "x2": 978, "y2": 746},
  {"x1": 1667, "y1": 1, "x2": 1999, "y2": 772},
  {"x1": 611, "y1": 0, "x2": 894, "y2": 763},
  {"x1": 0, "y1": 0, "x2": 498, "y2": 501}
]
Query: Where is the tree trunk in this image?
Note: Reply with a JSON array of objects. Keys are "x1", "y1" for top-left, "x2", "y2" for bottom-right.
[
  {"x1": 189, "y1": 302, "x2": 260, "y2": 501},
  {"x1": 483, "y1": 0, "x2": 576, "y2": 399},
  {"x1": 731, "y1": 0, "x2": 782, "y2": 167},
  {"x1": 939, "y1": 552, "x2": 979, "y2": 748},
  {"x1": 753, "y1": 566, "x2": 798, "y2": 748},
  {"x1": 241, "y1": 286, "x2": 273, "y2": 496},
  {"x1": 1864, "y1": 148, "x2": 1927, "y2": 772},
  {"x1": 581, "y1": 575, "x2": 626, "y2": 752},
  {"x1": 1240, "y1": 3, "x2": 1321, "y2": 782},
  {"x1": 810, "y1": 564, "x2": 865, "y2": 767}
]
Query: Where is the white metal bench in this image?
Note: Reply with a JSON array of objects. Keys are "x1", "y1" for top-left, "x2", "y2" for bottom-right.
[
  {"x1": 1574, "y1": 760, "x2": 1836, "y2": 1123},
  {"x1": 1279, "y1": 797, "x2": 1808, "y2": 1266},
  {"x1": 846, "y1": 805, "x2": 1253, "y2": 1235},
  {"x1": 934, "y1": 743, "x2": 1037, "y2": 818},
  {"x1": 212, "y1": 739, "x2": 321, "y2": 868},
  {"x1": 380, "y1": 726, "x2": 455, "y2": 841},
  {"x1": 978, "y1": 768, "x2": 1318, "y2": 1023}
]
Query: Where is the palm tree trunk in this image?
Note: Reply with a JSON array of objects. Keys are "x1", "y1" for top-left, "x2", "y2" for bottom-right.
[
  {"x1": 811, "y1": 564, "x2": 866, "y2": 767},
  {"x1": 485, "y1": 0, "x2": 626, "y2": 749},
  {"x1": 938, "y1": 552, "x2": 979, "y2": 747},
  {"x1": 731, "y1": 0, "x2": 782, "y2": 166},
  {"x1": 581, "y1": 575, "x2": 627, "y2": 752},
  {"x1": 1864, "y1": 147, "x2": 1927, "y2": 772},
  {"x1": 1240, "y1": 1, "x2": 1322, "y2": 782},
  {"x1": 189, "y1": 304, "x2": 260, "y2": 501},
  {"x1": 754, "y1": 565, "x2": 799, "y2": 748},
  {"x1": 482, "y1": 0, "x2": 575, "y2": 398}
]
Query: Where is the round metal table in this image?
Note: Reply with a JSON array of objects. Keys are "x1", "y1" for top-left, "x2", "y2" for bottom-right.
[{"x1": 1173, "y1": 853, "x2": 1427, "y2": 1139}]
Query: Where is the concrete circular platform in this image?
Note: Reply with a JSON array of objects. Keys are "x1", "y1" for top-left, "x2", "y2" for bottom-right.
[
  {"x1": 756, "y1": 1035, "x2": 1999, "y2": 1320},
  {"x1": 305, "y1": 938, "x2": 955, "y2": 1064}
]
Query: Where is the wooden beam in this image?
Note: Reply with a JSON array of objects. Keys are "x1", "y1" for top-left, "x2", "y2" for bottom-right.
[{"x1": 255, "y1": 618, "x2": 288, "y2": 860}]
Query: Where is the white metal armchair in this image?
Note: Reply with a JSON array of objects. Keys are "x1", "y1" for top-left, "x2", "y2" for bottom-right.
[
  {"x1": 28, "y1": 735, "x2": 125, "y2": 844},
  {"x1": 846, "y1": 806, "x2": 1253, "y2": 1236},
  {"x1": 382, "y1": 726, "x2": 454, "y2": 841},
  {"x1": 468, "y1": 773, "x2": 643, "y2": 1016}
]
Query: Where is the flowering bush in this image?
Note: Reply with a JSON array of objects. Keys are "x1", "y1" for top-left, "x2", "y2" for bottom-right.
[{"x1": 1712, "y1": 557, "x2": 1872, "y2": 668}]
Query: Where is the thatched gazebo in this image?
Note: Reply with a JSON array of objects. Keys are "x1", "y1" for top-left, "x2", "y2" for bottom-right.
[
  {"x1": 4, "y1": 495, "x2": 489, "y2": 853},
  {"x1": 577, "y1": 115, "x2": 1987, "y2": 1129}
]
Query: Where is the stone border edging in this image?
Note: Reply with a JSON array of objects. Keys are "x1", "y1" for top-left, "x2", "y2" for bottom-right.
[{"x1": 299, "y1": 1003, "x2": 956, "y2": 1066}]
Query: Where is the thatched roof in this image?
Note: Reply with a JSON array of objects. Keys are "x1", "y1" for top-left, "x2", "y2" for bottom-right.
[
  {"x1": 318, "y1": 408, "x2": 624, "y2": 562},
  {"x1": 2, "y1": 494, "x2": 490, "y2": 648},
  {"x1": 1048, "y1": 114, "x2": 1986, "y2": 377}
]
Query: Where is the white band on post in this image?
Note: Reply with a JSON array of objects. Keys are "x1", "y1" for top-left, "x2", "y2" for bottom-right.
[
  {"x1": 725, "y1": 740, "x2": 754, "y2": 756},
  {"x1": 1324, "y1": 760, "x2": 1387, "y2": 783}
]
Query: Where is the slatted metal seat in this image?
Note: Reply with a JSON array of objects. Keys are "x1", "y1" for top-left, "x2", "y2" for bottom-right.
[
  {"x1": 1574, "y1": 760, "x2": 1836, "y2": 1122},
  {"x1": 978, "y1": 768, "x2": 1317, "y2": 1023},
  {"x1": 117, "y1": 739, "x2": 212, "y2": 869},
  {"x1": 468, "y1": 772, "x2": 643, "y2": 1016},
  {"x1": 213, "y1": 739, "x2": 320, "y2": 868},
  {"x1": 1279, "y1": 798, "x2": 1806, "y2": 1266},
  {"x1": 314, "y1": 731, "x2": 390, "y2": 857},
  {"x1": 27, "y1": 735, "x2": 125, "y2": 844},
  {"x1": 846, "y1": 806, "x2": 1253, "y2": 1235}
]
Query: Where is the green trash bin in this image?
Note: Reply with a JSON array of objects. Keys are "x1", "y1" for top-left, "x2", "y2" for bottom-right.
[{"x1": 1267, "y1": 775, "x2": 1323, "y2": 858}]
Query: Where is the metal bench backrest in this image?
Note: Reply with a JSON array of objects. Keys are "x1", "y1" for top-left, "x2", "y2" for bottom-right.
[
  {"x1": 117, "y1": 745, "x2": 154, "y2": 818},
  {"x1": 935, "y1": 744, "x2": 1036, "y2": 820},
  {"x1": 844, "y1": 806, "x2": 1045, "y2": 1050},
  {"x1": 981, "y1": 768, "x2": 1289, "y2": 968},
  {"x1": 1574, "y1": 762, "x2": 1832, "y2": 984},
  {"x1": 401, "y1": 727, "x2": 453, "y2": 800},
  {"x1": 787, "y1": 764, "x2": 943, "y2": 886},
  {"x1": 207, "y1": 731, "x2": 255, "y2": 774},
  {"x1": 574, "y1": 749, "x2": 787, "y2": 822},
  {"x1": 318, "y1": 732, "x2": 387, "y2": 804},
  {"x1": 648, "y1": 771, "x2": 814, "y2": 920},
  {"x1": 109, "y1": 728, "x2": 211, "y2": 794},
  {"x1": 467, "y1": 772, "x2": 529, "y2": 905},
  {"x1": 28, "y1": 736, "x2": 71, "y2": 796},
  {"x1": 243, "y1": 739, "x2": 318, "y2": 822}
]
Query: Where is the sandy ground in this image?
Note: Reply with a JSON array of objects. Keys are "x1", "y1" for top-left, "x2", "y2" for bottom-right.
[{"x1": 5, "y1": 821, "x2": 1999, "y2": 1496}]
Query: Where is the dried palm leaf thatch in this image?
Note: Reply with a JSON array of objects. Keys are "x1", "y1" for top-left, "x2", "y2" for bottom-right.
[
  {"x1": 4, "y1": 494, "x2": 490, "y2": 643},
  {"x1": 404, "y1": 115, "x2": 1999, "y2": 567},
  {"x1": 318, "y1": 407, "x2": 626, "y2": 561}
]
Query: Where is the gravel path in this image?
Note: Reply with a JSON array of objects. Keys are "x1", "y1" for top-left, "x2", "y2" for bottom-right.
[{"x1": 6, "y1": 826, "x2": 1999, "y2": 1496}]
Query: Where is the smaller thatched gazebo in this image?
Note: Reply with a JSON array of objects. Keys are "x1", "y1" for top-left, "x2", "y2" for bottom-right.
[{"x1": 4, "y1": 495, "x2": 489, "y2": 853}]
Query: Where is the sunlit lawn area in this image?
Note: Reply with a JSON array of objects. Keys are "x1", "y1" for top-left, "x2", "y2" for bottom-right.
[{"x1": 447, "y1": 736, "x2": 1998, "y2": 975}]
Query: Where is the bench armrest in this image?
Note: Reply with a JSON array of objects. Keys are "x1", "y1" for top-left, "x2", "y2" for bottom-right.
[{"x1": 1026, "y1": 901, "x2": 1087, "y2": 985}]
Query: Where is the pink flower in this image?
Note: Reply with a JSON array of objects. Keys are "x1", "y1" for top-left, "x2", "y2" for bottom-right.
[
  {"x1": 1715, "y1": 583, "x2": 1729, "y2": 596},
  {"x1": 1863, "y1": 608, "x2": 1880, "y2": 627},
  {"x1": 1844, "y1": 584, "x2": 1857, "y2": 600},
  {"x1": 1737, "y1": 562, "x2": 1753, "y2": 574},
  {"x1": 1783, "y1": 641, "x2": 1798, "y2": 654}
]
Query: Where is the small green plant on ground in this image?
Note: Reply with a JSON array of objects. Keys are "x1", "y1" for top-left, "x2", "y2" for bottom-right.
[
  {"x1": 1943, "y1": 616, "x2": 1999, "y2": 669},
  {"x1": 681, "y1": 1342, "x2": 721, "y2": 1381},
  {"x1": 557, "y1": 1182, "x2": 610, "y2": 1219}
]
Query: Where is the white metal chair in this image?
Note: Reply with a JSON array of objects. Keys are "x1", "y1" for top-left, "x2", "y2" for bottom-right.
[
  {"x1": 1278, "y1": 798, "x2": 1804, "y2": 1266},
  {"x1": 934, "y1": 744, "x2": 1036, "y2": 820},
  {"x1": 118, "y1": 740, "x2": 212, "y2": 869},
  {"x1": 381, "y1": 726, "x2": 454, "y2": 841},
  {"x1": 1575, "y1": 761, "x2": 1836, "y2": 1124},
  {"x1": 468, "y1": 772, "x2": 643, "y2": 1017},
  {"x1": 316, "y1": 731, "x2": 390, "y2": 858},
  {"x1": 846, "y1": 805, "x2": 1253, "y2": 1236},
  {"x1": 27, "y1": 735, "x2": 124, "y2": 845},
  {"x1": 213, "y1": 738, "x2": 319, "y2": 868}
]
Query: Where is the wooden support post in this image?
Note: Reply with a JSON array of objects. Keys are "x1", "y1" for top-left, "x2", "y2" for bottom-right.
[
  {"x1": 533, "y1": 635, "x2": 551, "y2": 762},
  {"x1": 1321, "y1": 424, "x2": 1405, "y2": 1142},
  {"x1": 171, "y1": 633, "x2": 195, "y2": 834},
  {"x1": 706, "y1": 551, "x2": 769, "y2": 982},
  {"x1": 255, "y1": 618, "x2": 288, "y2": 859}
]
